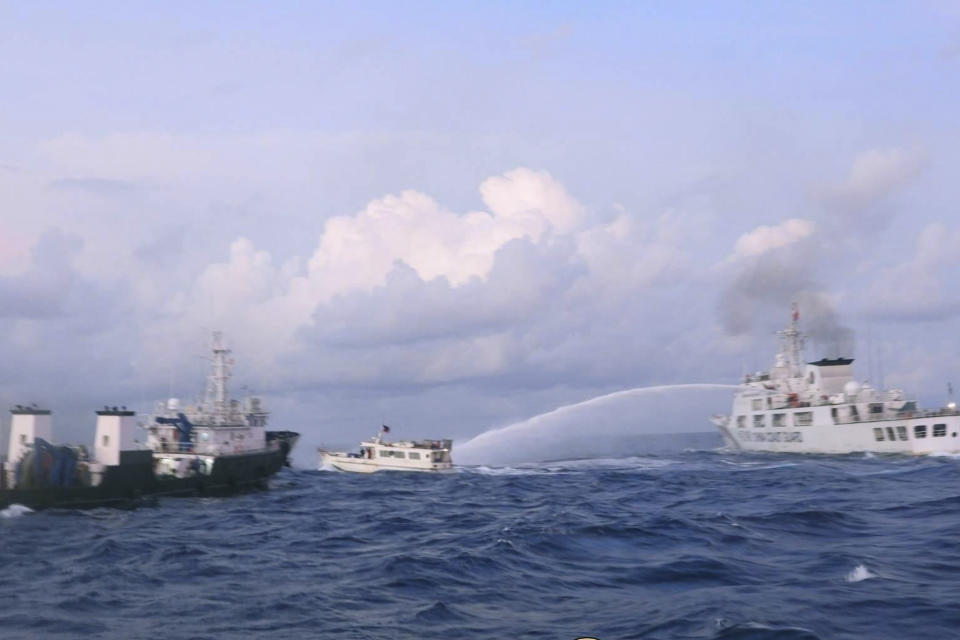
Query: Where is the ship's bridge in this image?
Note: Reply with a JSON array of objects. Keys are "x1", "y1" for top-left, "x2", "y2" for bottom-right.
[{"x1": 803, "y1": 358, "x2": 854, "y2": 398}]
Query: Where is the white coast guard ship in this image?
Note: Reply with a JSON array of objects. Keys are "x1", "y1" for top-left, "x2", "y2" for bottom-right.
[
  {"x1": 318, "y1": 426, "x2": 453, "y2": 473},
  {"x1": 711, "y1": 307, "x2": 960, "y2": 454}
]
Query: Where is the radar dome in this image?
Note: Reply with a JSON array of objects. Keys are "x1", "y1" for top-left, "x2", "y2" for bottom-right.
[
  {"x1": 166, "y1": 397, "x2": 181, "y2": 411},
  {"x1": 844, "y1": 381, "x2": 861, "y2": 397}
]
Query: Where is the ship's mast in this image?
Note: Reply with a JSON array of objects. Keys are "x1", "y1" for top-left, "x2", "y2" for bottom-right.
[
  {"x1": 776, "y1": 303, "x2": 805, "y2": 378},
  {"x1": 204, "y1": 331, "x2": 233, "y2": 424}
]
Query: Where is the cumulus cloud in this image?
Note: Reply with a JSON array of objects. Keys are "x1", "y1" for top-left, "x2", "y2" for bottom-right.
[
  {"x1": 731, "y1": 218, "x2": 816, "y2": 260},
  {"x1": 824, "y1": 147, "x2": 925, "y2": 215},
  {"x1": 122, "y1": 167, "x2": 701, "y2": 394},
  {"x1": 717, "y1": 145, "x2": 930, "y2": 355},
  {"x1": 302, "y1": 168, "x2": 583, "y2": 299},
  {"x1": 861, "y1": 223, "x2": 960, "y2": 321},
  {"x1": 575, "y1": 210, "x2": 689, "y2": 291},
  {"x1": 0, "y1": 229, "x2": 83, "y2": 318},
  {"x1": 718, "y1": 217, "x2": 853, "y2": 356}
]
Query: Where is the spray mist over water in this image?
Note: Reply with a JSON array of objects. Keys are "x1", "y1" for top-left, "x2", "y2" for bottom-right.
[{"x1": 457, "y1": 383, "x2": 737, "y2": 465}]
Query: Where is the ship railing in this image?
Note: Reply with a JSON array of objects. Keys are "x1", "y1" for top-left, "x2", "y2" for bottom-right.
[
  {"x1": 157, "y1": 442, "x2": 197, "y2": 453},
  {"x1": 833, "y1": 408, "x2": 960, "y2": 425}
]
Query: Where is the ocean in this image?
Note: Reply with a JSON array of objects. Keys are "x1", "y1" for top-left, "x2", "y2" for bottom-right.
[{"x1": 2, "y1": 432, "x2": 960, "y2": 639}]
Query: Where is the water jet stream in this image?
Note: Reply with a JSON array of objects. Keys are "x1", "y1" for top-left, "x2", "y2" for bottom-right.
[{"x1": 457, "y1": 383, "x2": 737, "y2": 465}]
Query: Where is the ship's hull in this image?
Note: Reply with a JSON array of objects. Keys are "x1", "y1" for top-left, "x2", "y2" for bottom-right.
[
  {"x1": 717, "y1": 410, "x2": 960, "y2": 455},
  {"x1": 0, "y1": 432, "x2": 299, "y2": 511},
  {"x1": 319, "y1": 452, "x2": 453, "y2": 473}
]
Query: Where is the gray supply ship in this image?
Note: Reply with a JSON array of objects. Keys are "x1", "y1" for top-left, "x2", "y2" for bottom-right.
[{"x1": 0, "y1": 333, "x2": 298, "y2": 511}]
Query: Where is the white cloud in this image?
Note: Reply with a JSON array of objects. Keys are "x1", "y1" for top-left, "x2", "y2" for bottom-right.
[
  {"x1": 731, "y1": 218, "x2": 816, "y2": 260},
  {"x1": 861, "y1": 222, "x2": 960, "y2": 320},
  {"x1": 825, "y1": 147, "x2": 925, "y2": 212},
  {"x1": 122, "y1": 167, "x2": 703, "y2": 392},
  {"x1": 575, "y1": 209, "x2": 690, "y2": 290}
]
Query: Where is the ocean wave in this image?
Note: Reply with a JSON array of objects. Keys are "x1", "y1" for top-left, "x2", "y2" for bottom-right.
[
  {"x1": 0, "y1": 504, "x2": 33, "y2": 519},
  {"x1": 714, "y1": 621, "x2": 823, "y2": 639},
  {"x1": 0, "y1": 449, "x2": 957, "y2": 639},
  {"x1": 845, "y1": 563, "x2": 878, "y2": 583},
  {"x1": 459, "y1": 455, "x2": 676, "y2": 475}
]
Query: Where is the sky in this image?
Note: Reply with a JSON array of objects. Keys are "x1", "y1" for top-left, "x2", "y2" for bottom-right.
[{"x1": 2, "y1": 2, "x2": 960, "y2": 463}]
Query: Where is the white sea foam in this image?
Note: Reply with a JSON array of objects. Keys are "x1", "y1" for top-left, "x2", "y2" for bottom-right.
[
  {"x1": 316, "y1": 459, "x2": 344, "y2": 472},
  {"x1": 561, "y1": 456, "x2": 676, "y2": 470},
  {"x1": 460, "y1": 456, "x2": 677, "y2": 475},
  {"x1": 845, "y1": 563, "x2": 877, "y2": 583},
  {"x1": 720, "y1": 459, "x2": 799, "y2": 471},
  {"x1": 458, "y1": 465, "x2": 548, "y2": 476},
  {"x1": 0, "y1": 504, "x2": 33, "y2": 519},
  {"x1": 925, "y1": 451, "x2": 960, "y2": 459}
]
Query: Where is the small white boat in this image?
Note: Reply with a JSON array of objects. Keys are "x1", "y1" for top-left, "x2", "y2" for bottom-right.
[{"x1": 317, "y1": 426, "x2": 453, "y2": 473}]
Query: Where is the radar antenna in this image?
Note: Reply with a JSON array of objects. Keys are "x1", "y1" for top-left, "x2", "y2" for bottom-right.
[
  {"x1": 203, "y1": 331, "x2": 233, "y2": 425},
  {"x1": 776, "y1": 303, "x2": 806, "y2": 378}
]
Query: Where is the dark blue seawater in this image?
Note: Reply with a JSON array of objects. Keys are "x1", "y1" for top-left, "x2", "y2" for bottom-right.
[{"x1": 4, "y1": 433, "x2": 960, "y2": 639}]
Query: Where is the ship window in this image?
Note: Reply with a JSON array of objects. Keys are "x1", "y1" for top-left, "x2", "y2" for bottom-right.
[
  {"x1": 794, "y1": 412, "x2": 813, "y2": 426},
  {"x1": 914, "y1": 425, "x2": 927, "y2": 439},
  {"x1": 896, "y1": 426, "x2": 908, "y2": 441},
  {"x1": 19, "y1": 434, "x2": 26, "y2": 444},
  {"x1": 809, "y1": 371, "x2": 815, "y2": 384},
  {"x1": 873, "y1": 428, "x2": 884, "y2": 441},
  {"x1": 870, "y1": 403, "x2": 884, "y2": 415},
  {"x1": 934, "y1": 424, "x2": 947, "y2": 437},
  {"x1": 751, "y1": 399, "x2": 762, "y2": 411},
  {"x1": 753, "y1": 415, "x2": 765, "y2": 428},
  {"x1": 885, "y1": 427, "x2": 896, "y2": 441},
  {"x1": 737, "y1": 416, "x2": 746, "y2": 429},
  {"x1": 772, "y1": 413, "x2": 786, "y2": 428},
  {"x1": 408, "y1": 452, "x2": 421, "y2": 460},
  {"x1": 102, "y1": 435, "x2": 110, "y2": 447},
  {"x1": 395, "y1": 451, "x2": 406, "y2": 459}
]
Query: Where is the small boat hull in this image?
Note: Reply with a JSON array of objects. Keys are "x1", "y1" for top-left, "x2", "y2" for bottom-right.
[{"x1": 319, "y1": 452, "x2": 453, "y2": 473}]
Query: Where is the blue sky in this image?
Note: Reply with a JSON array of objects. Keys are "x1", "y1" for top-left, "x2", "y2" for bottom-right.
[{"x1": 1, "y1": 2, "x2": 959, "y2": 461}]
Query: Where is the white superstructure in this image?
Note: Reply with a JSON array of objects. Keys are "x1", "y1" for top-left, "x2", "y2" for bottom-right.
[
  {"x1": 144, "y1": 332, "x2": 277, "y2": 477},
  {"x1": 318, "y1": 426, "x2": 453, "y2": 473},
  {"x1": 6, "y1": 406, "x2": 52, "y2": 469},
  {"x1": 712, "y1": 306, "x2": 960, "y2": 454}
]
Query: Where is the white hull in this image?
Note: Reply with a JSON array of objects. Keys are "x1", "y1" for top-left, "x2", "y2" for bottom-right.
[
  {"x1": 717, "y1": 408, "x2": 960, "y2": 455},
  {"x1": 319, "y1": 452, "x2": 453, "y2": 473},
  {"x1": 714, "y1": 307, "x2": 960, "y2": 457}
]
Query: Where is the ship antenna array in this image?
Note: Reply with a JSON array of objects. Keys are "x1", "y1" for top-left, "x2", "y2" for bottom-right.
[
  {"x1": 776, "y1": 303, "x2": 805, "y2": 377},
  {"x1": 204, "y1": 331, "x2": 233, "y2": 424}
]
